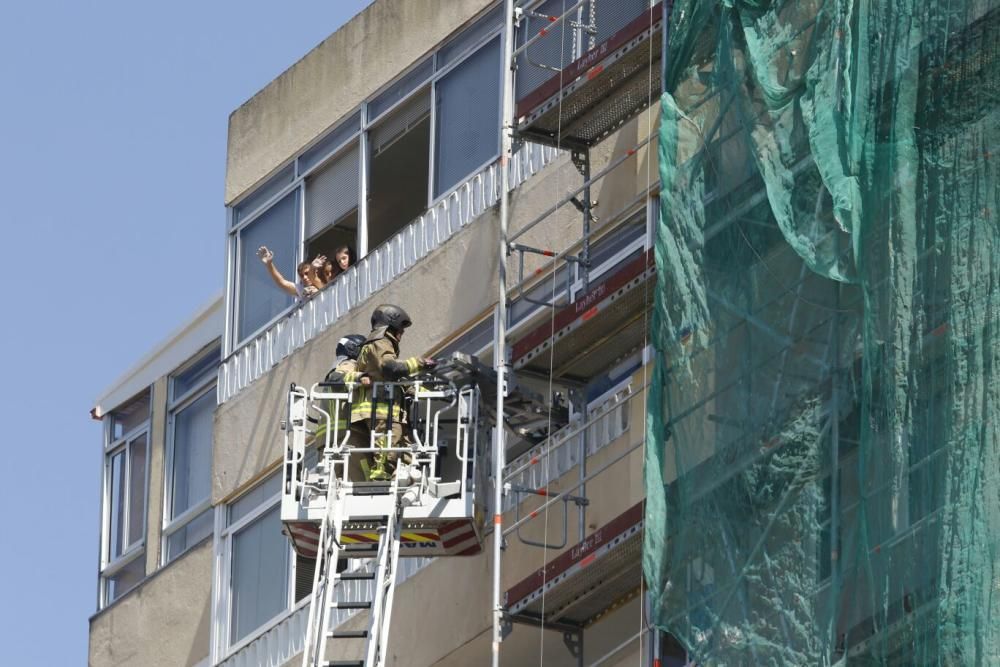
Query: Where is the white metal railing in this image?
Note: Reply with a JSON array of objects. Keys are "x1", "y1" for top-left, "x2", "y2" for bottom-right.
[
  {"x1": 502, "y1": 383, "x2": 634, "y2": 512},
  {"x1": 218, "y1": 557, "x2": 434, "y2": 667},
  {"x1": 218, "y1": 601, "x2": 309, "y2": 667},
  {"x1": 219, "y1": 142, "x2": 561, "y2": 404}
]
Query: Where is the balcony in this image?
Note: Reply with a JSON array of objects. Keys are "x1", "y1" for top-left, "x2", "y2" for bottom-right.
[{"x1": 218, "y1": 143, "x2": 560, "y2": 404}]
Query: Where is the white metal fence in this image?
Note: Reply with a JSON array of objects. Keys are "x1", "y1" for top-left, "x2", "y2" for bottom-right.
[
  {"x1": 219, "y1": 143, "x2": 561, "y2": 405},
  {"x1": 502, "y1": 384, "x2": 634, "y2": 512},
  {"x1": 219, "y1": 557, "x2": 433, "y2": 667}
]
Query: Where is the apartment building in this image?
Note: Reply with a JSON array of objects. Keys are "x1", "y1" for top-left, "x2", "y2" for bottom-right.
[
  {"x1": 90, "y1": 296, "x2": 222, "y2": 666},
  {"x1": 89, "y1": 0, "x2": 998, "y2": 665}
]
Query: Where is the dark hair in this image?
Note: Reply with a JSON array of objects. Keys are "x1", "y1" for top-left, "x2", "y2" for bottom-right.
[
  {"x1": 334, "y1": 245, "x2": 355, "y2": 267},
  {"x1": 325, "y1": 245, "x2": 355, "y2": 281},
  {"x1": 297, "y1": 261, "x2": 313, "y2": 278}
]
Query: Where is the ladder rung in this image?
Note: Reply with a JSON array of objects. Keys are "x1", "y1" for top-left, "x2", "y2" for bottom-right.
[
  {"x1": 342, "y1": 544, "x2": 378, "y2": 554},
  {"x1": 324, "y1": 661, "x2": 365, "y2": 667},
  {"x1": 327, "y1": 629, "x2": 369, "y2": 639},
  {"x1": 333, "y1": 600, "x2": 372, "y2": 609},
  {"x1": 337, "y1": 570, "x2": 375, "y2": 581}
]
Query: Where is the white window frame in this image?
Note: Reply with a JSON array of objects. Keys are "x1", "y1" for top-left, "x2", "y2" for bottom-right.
[
  {"x1": 161, "y1": 344, "x2": 219, "y2": 565},
  {"x1": 211, "y1": 472, "x2": 302, "y2": 661},
  {"x1": 99, "y1": 394, "x2": 151, "y2": 608},
  {"x1": 223, "y1": 4, "x2": 505, "y2": 357},
  {"x1": 228, "y1": 185, "x2": 304, "y2": 348}
]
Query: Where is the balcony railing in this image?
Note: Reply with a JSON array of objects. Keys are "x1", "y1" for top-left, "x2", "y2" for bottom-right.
[
  {"x1": 503, "y1": 383, "x2": 636, "y2": 512},
  {"x1": 219, "y1": 142, "x2": 561, "y2": 405},
  {"x1": 218, "y1": 557, "x2": 433, "y2": 667}
]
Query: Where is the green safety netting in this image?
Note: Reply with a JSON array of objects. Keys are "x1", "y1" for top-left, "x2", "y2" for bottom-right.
[{"x1": 643, "y1": 0, "x2": 999, "y2": 664}]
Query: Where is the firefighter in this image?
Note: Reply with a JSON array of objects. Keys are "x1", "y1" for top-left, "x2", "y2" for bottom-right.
[
  {"x1": 324, "y1": 334, "x2": 368, "y2": 385},
  {"x1": 352, "y1": 304, "x2": 436, "y2": 482},
  {"x1": 313, "y1": 334, "x2": 368, "y2": 482}
]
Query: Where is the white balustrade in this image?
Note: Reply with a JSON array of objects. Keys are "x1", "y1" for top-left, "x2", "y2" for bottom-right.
[
  {"x1": 219, "y1": 144, "x2": 560, "y2": 404},
  {"x1": 219, "y1": 557, "x2": 435, "y2": 667}
]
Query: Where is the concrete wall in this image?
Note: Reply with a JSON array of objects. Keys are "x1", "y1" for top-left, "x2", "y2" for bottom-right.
[
  {"x1": 225, "y1": 0, "x2": 493, "y2": 205},
  {"x1": 145, "y1": 376, "x2": 168, "y2": 572},
  {"x1": 89, "y1": 540, "x2": 213, "y2": 667}
]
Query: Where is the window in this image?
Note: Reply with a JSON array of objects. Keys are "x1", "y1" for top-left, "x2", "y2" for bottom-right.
[
  {"x1": 230, "y1": 505, "x2": 289, "y2": 643},
  {"x1": 225, "y1": 5, "x2": 507, "y2": 353},
  {"x1": 305, "y1": 143, "x2": 360, "y2": 263},
  {"x1": 434, "y1": 36, "x2": 501, "y2": 197},
  {"x1": 368, "y1": 90, "x2": 431, "y2": 248},
  {"x1": 163, "y1": 344, "x2": 219, "y2": 564},
  {"x1": 515, "y1": 0, "x2": 577, "y2": 101},
  {"x1": 235, "y1": 190, "x2": 299, "y2": 342},
  {"x1": 218, "y1": 472, "x2": 306, "y2": 652},
  {"x1": 100, "y1": 390, "x2": 151, "y2": 607}
]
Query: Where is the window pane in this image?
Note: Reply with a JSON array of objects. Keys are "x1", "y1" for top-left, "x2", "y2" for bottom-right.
[
  {"x1": 237, "y1": 191, "x2": 299, "y2": 342},
  {"x1": 368, "y1": 57, "x2": 433, "y2": 120},
  {"x1": 593, "y1": 0, "x2": 651, "y2": 44},
  {"x1": 370, "y1": 92, "x2": 430, "y2": 155},
  {"x1": 165, "y1": 509, "x2": 213, "y2": 562},
  {"x1": 127, "y1": 434, "x2": 147, "y2": 549},
  {"x1": 230, "y1": 506, "x2": 289, "y2": 644},
  {"x1": 109, "y1": 450, "x2": 126, "y2": 559},
  {"x1": 299, "y1": 111, "x2": 361, "y2": 174},
  {"x1": 170, "y1": 390, "x2": 214, "y2": 519},
  {"x1": 438, "y1": 5, "x2": 503, "y2": 68},
  {"x1": 171, "y1": 346, "x2": 221, "y2": 402},
  {"x1": 233, "y1": 164, "x2": 295, "y2": 226},
  {"x1": 106, "y1": 553, "x2": 145, "y2": 604},
  {"x1": 515, "y1": 0, "x2": 576, "y2": 101},
  {"x1": 369, "y1": 93, "x2": 431, "y2": 249},
  {"x1": 110, "y1": 391, "x2": 150, "y2": 440},
  {"x1": 305, "y1": 143, "x2": 359, "y2": 240},
  {"x1": 228, "y1": 472, "x2": 281, "y2": 526},
  {"x1": 587, "y1": 213, "x2": 645, "y2": 271},
  {"x1": 294, "y1": 553, "x2": 316, "y2": 602},
  {"x1": 434, "y1": 37, "x2": 501, "y2": 197}
]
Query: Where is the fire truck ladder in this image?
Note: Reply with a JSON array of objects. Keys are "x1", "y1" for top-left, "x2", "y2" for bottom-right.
[
  {"x1": 291, "y1": 388, "x2": 408, "y2": 667},
  {"x1": 300, "y1": 482, "x2": 404, "y2": 667}
]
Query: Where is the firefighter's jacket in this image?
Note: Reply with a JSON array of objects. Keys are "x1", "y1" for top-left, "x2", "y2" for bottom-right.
[
  {"x1": 313, "y1": 355, "x2": 364, "y2": 443},
  {"x1": 324, "y1": 356, "x2": 364, "y2": 385},
  {"x1": 351, "y1": 327, "x2": 423, "y2": 423}
]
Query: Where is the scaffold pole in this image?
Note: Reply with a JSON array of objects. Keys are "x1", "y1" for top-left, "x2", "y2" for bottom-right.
[{"x1": 492, "y1": 1, "x2": 516, "y2": 666}]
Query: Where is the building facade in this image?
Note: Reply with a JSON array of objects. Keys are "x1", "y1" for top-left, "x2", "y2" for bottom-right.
[{"x1": 89, "y1": 0, "x2": 997, "y2": 665}]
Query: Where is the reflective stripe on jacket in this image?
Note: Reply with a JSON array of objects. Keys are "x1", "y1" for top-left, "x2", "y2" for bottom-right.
[{"x1": 350, "y1": 329, "x2": 422, "y2": 423}]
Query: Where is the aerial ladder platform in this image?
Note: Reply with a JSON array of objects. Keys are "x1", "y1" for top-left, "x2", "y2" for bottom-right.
[{"x1": 281, "y1": 353, "x2": 564, "y2": 667}]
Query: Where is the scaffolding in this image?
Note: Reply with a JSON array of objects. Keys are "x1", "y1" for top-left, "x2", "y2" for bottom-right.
[
  {"x1": 491, "y1": 0, "x2": 999, "y2": 665},
  {"x1": 276, "y1": 0, "x2": 996, "y2": 664},
  {"x1": 492, "y1": 1, "x2": 666, "y2": 665}
]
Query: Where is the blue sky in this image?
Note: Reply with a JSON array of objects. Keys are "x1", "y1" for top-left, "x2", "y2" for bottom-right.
[{"x1": 0, "y1": 1, "x2": 371, "y2": 661}]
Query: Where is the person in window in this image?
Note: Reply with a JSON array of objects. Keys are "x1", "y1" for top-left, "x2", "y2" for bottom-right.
[
  {"x1": 256, "y1": 246, "x2": 321, "y2": 301},
  {"x1": 319, "y1": 245, "x2": 355, "y2": 284}
]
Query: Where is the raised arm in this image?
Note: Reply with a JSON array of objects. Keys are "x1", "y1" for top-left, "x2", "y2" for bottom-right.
[
  {"x1": 257, "y1": 246, "x2": 298, "y2": 297},
  {"x1": 376, "y1": 345, "x2": 435, "y2": 381}
]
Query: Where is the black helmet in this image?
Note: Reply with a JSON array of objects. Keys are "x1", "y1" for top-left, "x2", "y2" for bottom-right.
[
  {"x1": 335, "y1": 334, "x2": 366, "y2": 360},
  {"x1": 371, "y1": 304, "x2": 412, "y2": 332}
]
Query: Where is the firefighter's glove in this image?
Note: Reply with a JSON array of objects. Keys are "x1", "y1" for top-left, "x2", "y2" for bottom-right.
[{"x1": 420, "y1": 358, "x2": 437, "y2": 370}]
